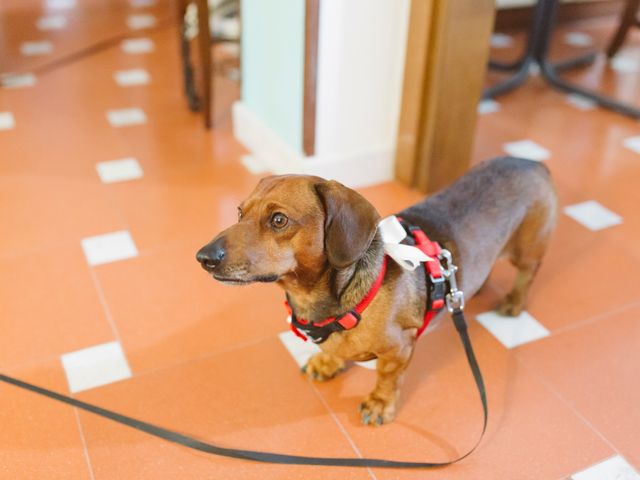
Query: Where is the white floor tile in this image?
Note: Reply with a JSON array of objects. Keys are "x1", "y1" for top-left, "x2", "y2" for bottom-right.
[
  {"x1": 528, "y1": 62, "x2": 541, "y2": 75},
  {"x1": 490, "y1": 33, "x2": 513, "y2": 49},
  {"x1": 81, "y1": 231, "x2": 139, "y2": 266},
  {"x1": 37, "y1": 14, "x2": 67, "y2": 30},
  {"x1": 566, "y1": 93, "x2": 597, "y2": 111},
  {"x1": 46, "y1": 0, "x2": 76, "y2": 9},
  {"x1": 121, "y1": 38, "x2": 155, "y2": 54},
  {"x1": 114, "y1": 68, "x2": 150, "y2": 87},
  {"x1": 563, "y1": 200, "x2": 622, "y2": 231},
  {"x1": 0, "y1": 112, "x2": 16, "y2": 130},
  {"x1": 564, "y1": 32, "x2": 594, "y2": 47},
  {"x1": 476, "y1": 310, "x2": 549, "y2": 349},
  {"x1": 572, "y1": 455, "x2": 640, "y2": 480},
  {"x1": 477, "y1": 99, "x2": 500, "y2": 115},
  {"x1": 126, "y1": 14, "x2": 157, "y2": 30},
  {"x1": 623, "y1": 135, "x2": 640, "y2": 154},
  {"x1": 106, "y1": 108, "x2": 147, "y2": 127},
  {"x1": 278, "y1": 330, "x2": 321, "y2": 368},
  {"x1": 503, "y1": 139, "x2": 550, "y2": 161},
  {"x1": 20, "y1": 41, "x2": 53, "y2": 56},
  {"x1": 240, "y1": 155, "x2": 269, "y2": 174},
  {"x1": 610, "y1": 56, "x2": 639, "y2": 73},
  {"x1": 96, "y1": 157, "x2": 143, "y2": 183},
  {"x1": 61, "y1": 341, "x2": 132, "y2": 393},
  {"x1": 0, "y1": 73, "x2": 36, "y2": 89},
  {"x1": 129, "y1": 0, "x2": 157, "y2": 6}
]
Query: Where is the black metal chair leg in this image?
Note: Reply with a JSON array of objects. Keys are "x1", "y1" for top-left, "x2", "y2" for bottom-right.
[
  {"x1": 483, "y1": 59, "x2": 534, "y2": 98},
  {"x1": 540, "y1": 61, "x2": 640, "y2": 118},
  {"x1": 552, "y1": 51, "x2": 597, "y2": 72},
  {"x1": 489, "y1": 58, "x2": 525, "y2": 72},
  {"x1": 485, "y1": 0, "x2": 640, "y2": 118},
  {"x1": 537, "y1": 0, "x2": 640, "y2": 118}
]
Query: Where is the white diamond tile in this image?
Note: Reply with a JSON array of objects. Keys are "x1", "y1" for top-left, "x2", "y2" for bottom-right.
[
  {"x1": 490, "y1": 33, "x2": 513, "y2": 49},
  {"x1": 503, "y1": 139, "x2": 550, "y2": 161},
  {"x1": 37, "y1": 14, "x2": 67, "y2": 30},
  {"x1": 0, "y1": 73, "x2": 36, "y2": 89},
  {"x1": 566, "y1": 93, "x2": 597, "y2": 111},
  {"x1": 46, "y1": 0, "x2": 76, "y2": 9},
  {"x1": 476, "y1": 310, "x2": 549, "y2": 349},
  {"x1": 96, "y1": 157, "x2": 143, "y2": 183},
  {"x1": 81, "y1": 231, "x2": 139, "y2": 266},
  {"x1": 623, "y1": 135, "x2": 640, "y2": 154},
  {"x1": 106, "y1": 108, "x2": 147, "y2": 127},
  {"x1": 129, "y1": 0, "x2": 157, "y2": 6},
  {"x1": 478, "y1": 99, "x2": 500, "y2": 115},
  {"x1": 121, "y1": 38, "x2": 155, "y2": 54},
  {"x1": 126, "y1": 14, "x2": 157, "y2": 30},
  {"x1": 278, "y1": 330, "x2": 321, "y2": 368},
  {"x1": 20, "y1": 41, "x2": 53, "y2": 56},
  {"x1": 114, "y1": 68, "x2": 150, "y2": 87},
  {"x1": 564, "y1": 32, "x2": 594, "y2": 47},
  {"x1": 572, "y1": 455, "x2": 640, "y2": 480},
  {"x1": 610, "y1": 56, "x2": 639, "y2": 73},
  {"x1": 563, "y1": 201, "x2": 622, "y2": 231},
  {"x1": 0, "y1": 112, "x2": 16, "y2": 130},
  {"x1": 61, "y1": 341, "x2": 132, "y2": 393}
]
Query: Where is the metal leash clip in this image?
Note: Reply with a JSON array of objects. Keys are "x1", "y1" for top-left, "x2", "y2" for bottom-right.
[{"x1": 438, "y1": 249, "x2": 465, "y2": 312}]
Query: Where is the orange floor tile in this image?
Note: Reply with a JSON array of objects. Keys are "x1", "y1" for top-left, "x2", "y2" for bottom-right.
[{"x1": 2, "y1": 2, "x2": 640, "y2": 479}]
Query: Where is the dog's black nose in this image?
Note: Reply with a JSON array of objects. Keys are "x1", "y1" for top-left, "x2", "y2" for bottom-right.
[{"x1": 196, "y1": 237, "x2": 225, "y2": 270}]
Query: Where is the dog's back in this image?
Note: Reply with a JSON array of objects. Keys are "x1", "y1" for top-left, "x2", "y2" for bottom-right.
[{"x1": 399, "y1": 156, "x2": 557, "y2": 298}]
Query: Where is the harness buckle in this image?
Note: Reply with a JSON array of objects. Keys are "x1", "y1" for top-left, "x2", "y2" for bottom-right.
[
  {"x1": 337, "y1": 311, "x2": 361, "y2": 330},
  {"x1": 429, "y1": 274, "x2": 446, "y2": 311},
  {"x1": 446, "y1": 290, "x2": 465, "y2": 312},
  {"x1": 438, "y1": 249, "x2": 466, "y2": 312}
]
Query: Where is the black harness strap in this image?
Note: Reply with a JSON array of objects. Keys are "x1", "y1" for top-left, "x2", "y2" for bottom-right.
[{"x1": 0, "y1": 308, "x2": 486, "y2": 469}]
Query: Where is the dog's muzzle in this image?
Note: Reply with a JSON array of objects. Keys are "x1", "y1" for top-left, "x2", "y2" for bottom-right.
[{"x1": 196, "y1": 237, "x2": 225, "y2": 272}]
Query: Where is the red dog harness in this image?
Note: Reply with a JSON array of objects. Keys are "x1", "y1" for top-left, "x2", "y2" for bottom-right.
[{"x1": 285, "y1": 219, "x2": 447, "y2": 343}]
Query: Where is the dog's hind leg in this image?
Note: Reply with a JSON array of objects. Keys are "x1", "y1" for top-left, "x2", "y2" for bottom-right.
[
  {"x1": 496, "y1": 258, "x2": 542, "y2": 317},
  {"x1": 496, "y1": 200, "x2": 556, "y2": 317}
]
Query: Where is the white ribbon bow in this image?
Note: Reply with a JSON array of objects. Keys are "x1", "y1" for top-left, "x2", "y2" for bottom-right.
[{"x1": 378, "y1": 216, "x2": 434, "y2": 271}]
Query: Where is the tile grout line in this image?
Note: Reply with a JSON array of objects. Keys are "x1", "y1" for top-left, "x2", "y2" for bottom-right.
[
  {"x1": 550, "y1": 298, "x2": 640, "y2": 338},
  {"x1": 307, "y1": 382, "x2": 379, "y2": 480},
  {"x1": 89, "y1": 267, "x2": 123, "y2": 343},
  {"x1": 126, "y1": 334, "x2": 271, "y2": 380},
  {"x1": 516, "y1": 355, "x2": 623, "y2": 466},
  {"x1": 73, "y1": 407, "x2": 97, "y2": 480}
]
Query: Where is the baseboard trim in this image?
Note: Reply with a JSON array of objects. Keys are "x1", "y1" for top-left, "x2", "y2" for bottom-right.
[{"x1": 232, "y1": 101, "x2": 394, "y2": 187}]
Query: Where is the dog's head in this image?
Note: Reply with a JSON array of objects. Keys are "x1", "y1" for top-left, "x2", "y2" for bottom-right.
[{"x1": 196, "y1": 175, "x2": 380, "y2": 286}]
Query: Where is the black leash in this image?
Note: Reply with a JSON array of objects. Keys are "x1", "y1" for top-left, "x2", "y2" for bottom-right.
[{"x1": 0, "y1": 308, "x2": 486, "y2": 469}]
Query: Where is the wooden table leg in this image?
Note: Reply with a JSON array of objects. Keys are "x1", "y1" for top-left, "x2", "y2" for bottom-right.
[
  {"x1": 196, "y1": 0, "x2": 213, "y2": 128},
  {"x1": 395, "y1": 0, "x2": 495, "y2": 193}
]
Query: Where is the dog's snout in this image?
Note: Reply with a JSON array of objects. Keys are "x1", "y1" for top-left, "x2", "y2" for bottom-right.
[{"x1": 196, "y1": 237, "x2": 226, "y2": 271}]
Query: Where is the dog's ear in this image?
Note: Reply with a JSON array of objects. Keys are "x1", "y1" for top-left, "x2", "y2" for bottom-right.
[{"x1": 314, "y1": 180, "x2": 380, "y2": 269}]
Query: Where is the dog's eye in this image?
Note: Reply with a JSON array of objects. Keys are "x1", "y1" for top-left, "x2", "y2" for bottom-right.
[
  {"x1": 237, "y1": 208, "x2": 243, "y2": 222},
  {"x1": 270, "y1": 212, "x2": 288, "y2": 229}
]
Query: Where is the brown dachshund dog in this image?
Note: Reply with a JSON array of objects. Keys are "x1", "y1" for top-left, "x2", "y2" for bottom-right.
[{"x1": 196, "y1": 157, "x2": 557, "y2": 425}]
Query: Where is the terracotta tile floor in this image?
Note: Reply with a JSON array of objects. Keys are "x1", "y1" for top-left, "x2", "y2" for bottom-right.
[{"x1": 1, "y1": 2, "x2": 640, "y2": 479}]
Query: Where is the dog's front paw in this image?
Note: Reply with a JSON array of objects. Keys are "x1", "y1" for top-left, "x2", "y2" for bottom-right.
[
  {"x1": 358, "y1": 393, "x2": 397, "y2": 426},
  {"x1": 302, "y1": 352, "x2": 346, "y2": 382}
]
